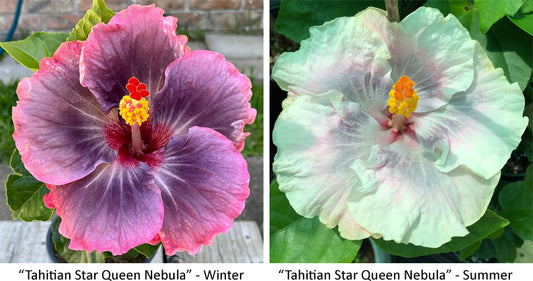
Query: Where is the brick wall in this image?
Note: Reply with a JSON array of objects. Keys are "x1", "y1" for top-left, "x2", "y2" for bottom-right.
[{"x1": 0, "y1": 0, "x2": 263, "y2": 40}]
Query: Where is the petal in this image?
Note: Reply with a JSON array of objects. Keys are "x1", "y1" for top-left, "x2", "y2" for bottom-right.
[
  {"x1": 151, "y1": 50, "x2": 255, "y2": 151},
  {"x1": 273, "y1": 92, "x2": 392, "y2": 239},
  {"x1": 80, "y1": 4, "x2": 188, "y2": 112},
  {"x1": 46, "y1": 160, "x2": 164, "y2": 255},
  {"x1": 413, "y1": 42, "x2": 528, "y2": 179},
  {"x1": 271, "y1": 14, "x2": 393, "y2": 118},
  {"x1": 359, "y1": 7, "x2": 475, "y2": 112},
  {"x1": 347, "y1": 133, "x2": 498, "y2": 247},
  {"x1": 12, "y1": 41, "x2": 116, "y2": 185},
  {"x1": 152, "y1": 126, "x2": 249, "y2": 255}
]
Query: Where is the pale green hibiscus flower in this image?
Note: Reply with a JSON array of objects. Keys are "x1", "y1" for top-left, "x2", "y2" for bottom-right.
[{"x1": 272, "y1": 7, "x2": 528, "y2": 247}]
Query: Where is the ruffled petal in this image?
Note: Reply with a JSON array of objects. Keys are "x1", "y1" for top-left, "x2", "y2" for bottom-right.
[
  {"x1": 80, "y1": 4, "x2": 188, "y2": 112},
  {"x1": 413, "y1": 42, "x2": 528, "y2": 179},
  {"x1": 271, "y1": 14, "x2": 392, "y2": 118},
  {"x1": 12, "y1": 41, "x2": 116, "y2": 185},
  {"x1": 152, "y1": 126, "x2": 249, "y2": 255},
  {"x1": 45, "y1": 160, "x2": 164, "y2": 255},
  {"x1": 273, "y1": 91, "x2": 394, "y2": 239},
  {"x1": 151, "y1": 50, "x2": 255, "y2": 151},
  {"x1": 347, "y1": 133, "x2": 498, "y2": 247},
  {"x1": 359, "y1": 7, "x2": 475, "y2": 112}
]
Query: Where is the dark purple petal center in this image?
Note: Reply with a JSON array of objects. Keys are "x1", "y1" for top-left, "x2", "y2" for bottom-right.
[{"x1": 104, "y1": 110, "x2": 171, "y2": 169}]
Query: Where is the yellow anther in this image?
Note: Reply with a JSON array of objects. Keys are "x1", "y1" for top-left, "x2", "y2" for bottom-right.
[
  {"x1": 387, "y1": 75, "x2": 419, "y2": 118},
  {"x1": 119, "y1": 95, "x2": 149, "y2": 126}
]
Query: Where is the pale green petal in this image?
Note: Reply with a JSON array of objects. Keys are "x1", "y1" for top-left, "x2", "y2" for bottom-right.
[
  {"x1": 272, "y1": 14, "x2": 392, "y2": 117},
  {"x1": 347, "y1": 133, "x2": 498, "y2": 247},
  {"x1": 273, "y1": 92, "x2": 391, "y2": 239},
  {"x1": 359, "y1": 7, "x2": 475, "y2": 112},
  {"x1": 400, "y1": 6, "x2": 443, "y2": 34},
  {"x1": 413, "y1": 41, "x2": 528, "y2": 179}
]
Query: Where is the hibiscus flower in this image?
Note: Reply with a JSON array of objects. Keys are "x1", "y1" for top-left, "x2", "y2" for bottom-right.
[
  {"x1": 272, "y1": 7, "x2": 527, "y2": 247},
  {"x1": 13, "y1": 5, "x2": 255, "y2": 255}
]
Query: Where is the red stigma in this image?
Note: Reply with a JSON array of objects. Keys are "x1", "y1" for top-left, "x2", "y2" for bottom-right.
[{"x1": 126, "y1": 77, "x2": 150, "y2": 100}]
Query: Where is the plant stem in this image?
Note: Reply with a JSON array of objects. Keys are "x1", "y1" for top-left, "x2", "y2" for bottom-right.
[{"x1": 385, "y1": 0, "x2": 400, "y2": 22}]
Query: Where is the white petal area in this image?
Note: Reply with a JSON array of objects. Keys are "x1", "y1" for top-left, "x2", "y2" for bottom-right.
[
  {"x1": 413, "y1": 42, "x2": 528, "y2": 180},
  {"x1": 359, "y1": 7, "x2": 475, "y2": 112},
  {"x1": 347, "y1": 132, "x2": 499, "y2": 247},
  {"x1": 272, "y1": 14, "x2": 393, "y2": 118},
  {"x1": 400, "y1": 7, "x2": 444, "y2": 33},
  {"x1": 273, "y1": 92, "x2": 392, "y2": 239}
]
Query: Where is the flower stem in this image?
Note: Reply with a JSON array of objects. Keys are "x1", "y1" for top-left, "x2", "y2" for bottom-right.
[
  {"x1": 385, "y1": 0, "x2": 400, "y2": 22},
  {"x1": 131, "y1": 124, "x2": 143, "y2": 154}
]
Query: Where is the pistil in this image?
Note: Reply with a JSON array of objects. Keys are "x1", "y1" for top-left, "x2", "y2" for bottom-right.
[
  {"x1": 390, "y1": 114, "x2": 406, "y2": 132},
  {"x1": 119, "y1": 77, "x2": 150, "y2": 154},
  {"x1": 130, "y1": 124, "x2": 143, "y2": 154}
]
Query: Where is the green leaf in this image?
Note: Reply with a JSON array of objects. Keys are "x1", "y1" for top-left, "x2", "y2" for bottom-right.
[
  {"x1": 498, "y1": 166, "x2": 533, "y2": 241},
  {"x1": 425, "y1": 0, "x2": 475, "y2": 26},
  {"x1": 526, "y1": 79, "x2": 533, "y2": 101},
  {"x1": 67, "y1": 0, "x2": 115, "y2": 41},
  {"x1": 521, "y1": 0, "x2": 533, "y2": 13},
  {"x1": 492, "y1": 227, "x2": 519, "y2": 262},
  {"x1": 474, "y1": 0, "x2": 523, "y2": 33},
  {"x1": 474, "y1": 227, "x2": 524, "y2": 262},
  {"x1": 275, "y1": 0, "x2": 385, "y2": 43},
  {"x1": 5, "y1": 149, "x2": 54, "y2": 222},
  {"x1": 458, "y1": 240, "x2": 481, "y2": 261},
  {"x1": 526, "y1": 101, "x2": 533, "y2": 135},
  {"x1": 0, "y1": 80, "x2": 18, "y2": 163},
  {"x1": 51, "y1": 217, "x2": 106, "y2": 263},
  {"x1": 427, "y1": 2, "x2": 532, "y2": 91},
  {"x1": 518, "y1": 99, "x2": 533, "y2": 160},
  {"x1": 373, "y1": 209, "x2": 509, "y2": 258},
  {"x1": 508, "y1": 12, "x2": 533, "y2": 36},
  {"x1": 0, "y1": 32, "x2": 68, "y2": 71},
  {"x1": 508, "y1": 0, "x2": 533, "y2": 36},
  {"x1": 524, "y1": 165, "x2": 533, "y2": 183},
  {"x1": 270, "y1": 179, "x2": 361, "y2": 262},
  {"x1": 133, "y1": 243, "x2": 160, "y2": 259},
  {"x1": 442, "y1": 1, "x2": 477, "y2": 29},
  {"x1": 270, "y1": 217, "x2": 362, "y2": 263},
  {"x1": 459, "y1": 226, "x2": 503, "y2": 261},
  {"x1": 487, "y1": 226, "x2": 505, "y2": 239},
  {"x1": 475, "y1": 239, "x2": 496, "y2": 260},
  {"x1": 425, "y1": 0, "x2": 472, "y2": 16},
  {"x1": 467, "y1": 9, "x2": 532, "y2": 91},
  {"x1": 519, "y1": 132, "x2": 533, "y2": 163},
  {"x1": 269, "y1": 179, "x2": 301, "y2": 236}
]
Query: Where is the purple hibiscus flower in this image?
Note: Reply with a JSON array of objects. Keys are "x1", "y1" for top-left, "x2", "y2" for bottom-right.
[{"x1": 12, "y1": 5, "x2": 256, "y2": 255}]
